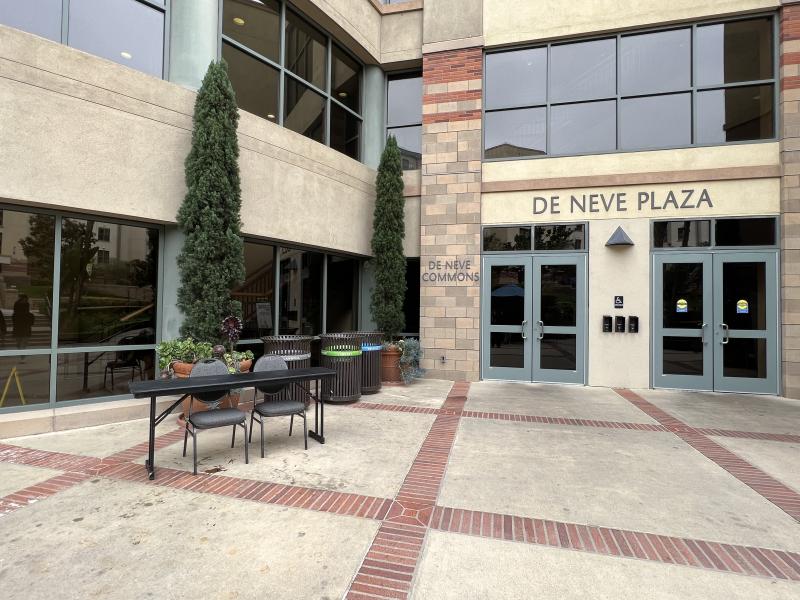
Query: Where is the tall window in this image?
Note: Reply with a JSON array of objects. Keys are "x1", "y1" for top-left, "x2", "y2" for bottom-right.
[
  {"x1": 0, "y1": 0, "x2": 167, "y2": 78},
  {"x1": 387, "y1": 73, "x2": 423, "y2": 170},
  {"x1": 484, "y1": 16, "x2": 776, "y2": 159},
  {"x1": 0, "y1": 207, "x2": 161, "y2": 410},
  {"x1": 222, "y1": 0, "x2": 363, "y2": 161}
]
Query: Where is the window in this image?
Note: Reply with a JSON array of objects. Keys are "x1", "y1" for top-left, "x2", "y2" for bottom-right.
[
  {"x1": 98, "y1": 227, "x2": 111, "y2": 242},
  {"x1": 232, "y1": 242, "x2": 276, "y2": 340},
  {"x1": 326, "y1": 256, "x2": 359, "y2": 333},
  {"x1": 96, "y1": 249, "x2": 110, "y2": 264},
  {"x1": 653, "y1": 218, "x2": 776, "y2": 248},
  {"x1": 279, "y1": 248, "x2": 323, "y2": 335},
  {"x1": 387, "y1": 73, "x2": 422, "y2": 170},
  {"x1": 0, "y1": 0, "x2": 167, "y2": 78},
  {"x1": 222, "y1": 0, "x2": 363, "y2": 161},
  {"x1": 482, "y1": 225, "x2": 585, "y2": 251},
  {"x1": 484, "y1": 15, "x2": 776, "y2": 159}
]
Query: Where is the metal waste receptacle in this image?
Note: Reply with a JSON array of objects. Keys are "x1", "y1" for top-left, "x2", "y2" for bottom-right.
[
  {"x1": 358, "y1": 331, "x2": 383, "y2": 394},
  {"x1": 319, "y1": 333, "x2": 363, "y2": 403},
  {"x1": 262, "y1": 335, "x2": 314, "y2": 405}
]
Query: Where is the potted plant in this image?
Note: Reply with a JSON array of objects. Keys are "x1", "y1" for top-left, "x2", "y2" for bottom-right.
[
  {"x1": 370, "y1": 136, "x2": 406, "y2": 383},
  {"x1": 398, "y1": 338, "x2": 425, "y2": 384}
]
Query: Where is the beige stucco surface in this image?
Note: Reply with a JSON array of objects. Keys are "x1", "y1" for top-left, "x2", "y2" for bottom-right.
[
  {"x1": 482, "y1": 178, "x2": 780, "y2": 224},
  {"x1": 381, "y1": 9, "x2": 424, "y2": 64},
  {"x1": 0, "y1": 25, "x2": 384, "y2": 256},
  {"x1": 423, "y1": 0, "x2": 483, "y2": 45},
  {"x1": 482, "y1": 144, "x2": 780, "y2": 183},
  {"x1": 483, "y1": 0, "x2": 778, "y2": 47}
]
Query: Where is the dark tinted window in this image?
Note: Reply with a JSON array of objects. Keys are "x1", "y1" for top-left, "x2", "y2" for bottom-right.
[
  {"x1": 695, "y1": 18, "x2": 773, "y2": 86},
  {"x1": 326, "y1": 256, "x2": 359, "y2": 333},
  {"x1": 332, "y1": 45, "x2": 361, "y2": 113},
  {"x1": 550, "y1": 39, "x2": 616, "y2": 102},
  {"x1": 232, "y1": 242, "x2": 276, "y2": 339},
  {"x1": 620, "y1": 28, "x2": 691, "y2": 95},
  {"x1": 0, "y1": 356, "x2": 50, "y2": 407},
  {"x1": 388, "y1": 126, "x2": 422, "y2": 170},
  {"x1": 485, "y1": 48, "x2": 547, "y2": 110},
  {"x1": 222, "y1": 0, "x2": 280, "y2": 63},
  {"x1": 653, "y1": 221, "x2": 711, "y2": 248},
  {"x1": 284, "y1": 10, "x2": 326, "y2": 89},
  {"x1": 620, "y1": 93, "x2": 691, "y2": 150},
  {"x1": 387, "y1": 75, "x2": 423, "y2": 127},
  {"x1": 58, "y1": 220, "x2": 158, "y2": 346},
  {"x1": 404, "y1": 258, "x2": 420, "y2": 336},
  {"x1": 0, "y1": 0, "x2": 62, "y2": 42},
  {"x1": 279, "y1": 248, "x2": 323, "y2": 335},
  {"x1": 696, "y1": 85, "x2": 774, "y2": 144},
  {"x1": 68, "y1": 0, "x2": 164, "y2": 78},
  {"x1": 330, "y1": 104, "x2": 361, "y2": 160},
  {"x1": 715, "y1": 218, "x2": 776, "y2": 246},
  {"x1": 57, "y1": 350, "x2": 155, "y2": 401},
  {"x1": 284, "y1": 78, "x2": 325, "y2": 143},
  {"x1": 549, "y1": 101, "x2": 616, "y2": 155},
  {"x1": 534, "y1": 225, "x2": 585, "y2": 250},
  {"x1": 483, "y1": 227, "x2": 532, "y2": 251},
  {"x1": 484, "y1": 108, "x2": 547, "y2": 159},
  {"x1": 223, "y1": 41, "x2": 280, "y2": 122}
]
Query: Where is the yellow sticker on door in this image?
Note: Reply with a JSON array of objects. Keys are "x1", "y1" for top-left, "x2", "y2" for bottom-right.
[
  {"x1": 737, "y1": 299, "x2": 749, "y2": 314},
  {"x1": 676, "y1": 299, "x2": 688, "y2": 313}
]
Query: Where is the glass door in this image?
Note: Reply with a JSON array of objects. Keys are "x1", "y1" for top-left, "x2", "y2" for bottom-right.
[
  {"x1": 653, "y1": 254, "x2": 713, "y2": 390},
  {"x1": 532, "y1": 255, "x2": 586, "y2": 384},
  {"x1": 481, "y1": 256, "x2": 532, "y2": 380},
  {"x1": 712, "y1": 252, "x2": 778, "y2": 394}
]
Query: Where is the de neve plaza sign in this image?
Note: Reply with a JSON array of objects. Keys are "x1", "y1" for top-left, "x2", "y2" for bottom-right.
[{"x1": 533, "y1": 188, "x2": 713, "y2": 216}]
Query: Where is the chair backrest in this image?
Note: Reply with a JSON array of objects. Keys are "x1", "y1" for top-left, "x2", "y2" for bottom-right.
[
  {"x1": 253, "y1": 354, "x2": 288, "y2": 396},
  {"x1": 189, "y1": 358, "x2": 229, "y2": 407}
]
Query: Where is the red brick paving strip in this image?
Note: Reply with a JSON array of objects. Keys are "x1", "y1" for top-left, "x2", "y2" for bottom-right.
[
  {"x1": 0, "y1": 471, "x2": 91, "y2": 517},
  {"x1": 344, "y1": 381, "x2": 470, "y2": 599},
  {"x1": 106, "y1": 427, "x2": 187, "y2": 461},
  {"x1": 615, "y1": 389, "x2": 800, "y2": 522},
  {"x1": 429, "y1": 506, "x2": 800, "y2": 581}
]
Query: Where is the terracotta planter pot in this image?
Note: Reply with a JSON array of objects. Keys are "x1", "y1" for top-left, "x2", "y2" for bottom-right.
[
  {"x1": 174, "y1": 359, "x2": 252, "y2": 424},
  {"x1": 380, "y1": 347, "x2": 403, "y2": 383}
]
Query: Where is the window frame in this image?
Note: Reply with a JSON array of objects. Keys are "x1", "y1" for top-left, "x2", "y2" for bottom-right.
[
  {"x1": 482, "y1": 12, "x2": 779, "y2": 162},
  {"x1": 0, "y1": 202, "x2": 165, "y2": 413},
  {"x1": 219, "y1": 0, "x2": 364, "y2": 161},
  {"x1": 481, "y1": 222, "x2": 590, "y2": 254},
  {"x1": 650, "y1": 216, "x2": 779, "y2": 251}
]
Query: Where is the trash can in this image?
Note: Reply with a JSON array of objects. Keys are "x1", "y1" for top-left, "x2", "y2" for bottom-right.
[
  {"x1": 262, "y1": 335, "x2": 314, "y2": 406},
  {"x1": 358, "y1": 331, "x2": 383, "y2": 394},
  {"x1": 319, "y1": 333, "x2": 363, "y2": 403}
]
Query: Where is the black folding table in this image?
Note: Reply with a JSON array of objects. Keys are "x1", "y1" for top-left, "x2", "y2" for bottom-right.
[{"x1": 129, "y1": 367, "x2": 335, "y2": 480}]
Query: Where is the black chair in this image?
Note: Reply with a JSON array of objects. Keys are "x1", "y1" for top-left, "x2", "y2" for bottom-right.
[
  {"x1": 248, "y1": 355, "x2": 307, "y2": 458},
  {"x1": 183, "y1": 358, "x2": 248, "y2": 475},
  {"x1": 104, "y1": 337, "x2": 143, "y2": 389}
]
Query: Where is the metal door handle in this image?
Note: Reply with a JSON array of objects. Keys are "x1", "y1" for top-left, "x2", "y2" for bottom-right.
[
  {"x1": 537, "y1": 320, "x2": 544, "y2": 340},
  {"x1": 721, "y1": 323, "x2": 729, "y2": 345},
  {"x1": 701, "y1": 322, "x2": 707, "y2": 344},
  {"x1": 521, "y1": 320, "x2": 528, "y2": 340}
]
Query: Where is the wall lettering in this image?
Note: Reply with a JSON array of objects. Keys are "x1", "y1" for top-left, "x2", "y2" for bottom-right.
[
  {"x1": 533, "y1": 188, "x2": 713, "y2": 216},
  {"x1": 421, "y1": 259, "x2": 480, "y2": 283}
]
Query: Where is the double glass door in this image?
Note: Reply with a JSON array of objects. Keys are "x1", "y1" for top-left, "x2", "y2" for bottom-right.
[
  {"x1": 482, "y1": 255, "x2": 586, "y2": 383},
  {"x1": 653, "y1": 252, "x2": 778, "y2": 394}
]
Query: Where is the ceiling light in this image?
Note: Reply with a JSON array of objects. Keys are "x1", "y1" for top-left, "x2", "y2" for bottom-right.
[
  {"x1": 233, "y1": 17, "x2": 245, "y2": 26},
  {"x1": 120, "y1": 51, "x2": 132, "y2": 60},
  {"x1": 338, "y1": 91, "x2": 348, "y2": 98},
  {"x1": 267, "y1": 113, "x2": 276, "y2": 119}
]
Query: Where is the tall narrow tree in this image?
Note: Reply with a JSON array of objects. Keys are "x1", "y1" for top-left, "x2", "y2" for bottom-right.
[
  {"x1": 370, "y1": 135, "x2": 406, "y2": 340},
  {"x1": 177, "y1": 60, "x2": 244, "y2": 341}
]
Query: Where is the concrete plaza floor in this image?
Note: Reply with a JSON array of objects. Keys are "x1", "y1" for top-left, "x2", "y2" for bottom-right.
[{"x1": 0, "y1": 380, "x2": 798, "y2": 599}]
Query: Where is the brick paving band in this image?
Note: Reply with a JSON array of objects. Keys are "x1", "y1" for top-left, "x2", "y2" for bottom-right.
[{"x1": 615, "y1": 389, "x2": 800, "y2": 522}]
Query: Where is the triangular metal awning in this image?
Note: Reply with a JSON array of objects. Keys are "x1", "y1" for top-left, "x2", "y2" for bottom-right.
[{"x1": 605, "y1": 226, "x2": 634, "y2": 246}]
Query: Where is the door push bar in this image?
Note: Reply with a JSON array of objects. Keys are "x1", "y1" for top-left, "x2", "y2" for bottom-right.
[
  {"x1": 521, "y1": 320, "x2": 528, "y2": 340},
  {"x1": 720, "y1": 323, "x2": 730, "y2": 345}
]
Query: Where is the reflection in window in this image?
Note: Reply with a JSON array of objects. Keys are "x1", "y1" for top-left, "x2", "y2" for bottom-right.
[
  {"x1": 280, "y1": 249, "x2": 323, "y2": 335},
  {"x1": 223, "y1": 41, "x2": 280, "y2": 122},
  {"x1": 222, "y1": 0, "x2": 281, "y2": 63},
  {"x1": 285, "y1": 10, "x2": 326, "y2": 89},
  {"x1": 549, "y1": 101, "x2": 616, "y2": 156},
  {"x1": 332, "y1": 45, "x2": 361, "y2": 113},
  {"x1": 326, "y1": 256, "x2": 359, "y2": 333},
  {"x1": 330, "y1": 104, "x2": 361, "y2": 161},
  {"x1": 534, "y1": 225, "x2": 585, "y2": 250},
  {"x1": 550, "y1": 39, "x2": 616, "y2": 103},
  {"x1": 485, "y1": 48, "x2": 547, "y2": 110},
  {"x1": 653, "y1": 221, "x2": 711, "y2": 248},
  {"x1": 483, "y1": 227, "x2": 532, "y2": 252},
  {"x1": 620, "y1": 29, "x2": 691, "y2": 95},
  {"x1": 490, "y1": 265, "x2": 525, "y2": 326},
  {"x1": 58, "y1": 220, "x2": 158, "y2": 346},
  {"x1": 0, "y1": 0, "x2": 62, "y2": 42},
  {"x1": 695, "y1": 18, "x2": 773, "y2": 86},
  {"x1": 404, "y1": 259, "x2": 420, "y2": 336},
  {"x1": 715, "y1": 218, "x2": 776, "y2": 246},
  {"x1": 0, "y1": 355, "x2": 51, "y2": 407},
  {"x1": 284, "y1": 78, "x2": 325, "y2": 143},
  {"x1": 484, "y1": 108, "x2": 546, "y2": 159},
  {"x1": 56, "y1": 350, "x2": 155, "y2": 401},
  {"x1": 68, "y1": 0, "x2": 165, "y2": 78},
  {"x1": 232, "y1": 242, "x2": 276, "y2": 340},
  {"x1": 696, "y1": 85, "x2": 774, "y2": 144},
  {"x1": 620, "y1": 93, "x2": 691, "y2": 150},
  {"x1": 387, "y1": 74, "x2": 422, "y2": 170}
]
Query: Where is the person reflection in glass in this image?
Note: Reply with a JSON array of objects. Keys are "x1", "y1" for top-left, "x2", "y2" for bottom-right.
[{"x1": 13, "y1": 294, "x2": 33, "y2": 351}]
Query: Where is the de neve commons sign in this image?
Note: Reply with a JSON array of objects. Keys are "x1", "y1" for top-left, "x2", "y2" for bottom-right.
[{"x1": 533, "y1": 188, "x2": 713, "y2": 216}]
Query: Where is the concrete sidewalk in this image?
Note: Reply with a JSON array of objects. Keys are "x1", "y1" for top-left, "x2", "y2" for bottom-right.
[{"x1": 0, "y1": 380, "x2": 798, "y2": 599}]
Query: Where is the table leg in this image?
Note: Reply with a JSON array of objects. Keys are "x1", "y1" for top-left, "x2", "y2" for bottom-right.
[
  {"x1": 145, "y1": 395, "x2": 156, "y2": 479},
  {"x1": 308, "y1": 378, "x2": 326, "y2": 444}
]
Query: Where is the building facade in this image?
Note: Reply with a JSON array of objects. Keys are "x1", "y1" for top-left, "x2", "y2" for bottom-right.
[{"x1": 0, "y1": 0, "x2": 796, "y2": 434}]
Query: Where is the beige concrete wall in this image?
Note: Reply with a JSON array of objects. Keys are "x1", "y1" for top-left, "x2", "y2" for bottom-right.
[
  {"x1": 0, "y1": 25, "x2": 384, "y2": 257},
  {"x1": 423, "y1": 0, "x2": 483, "y2": 51},
  {"x1": 381, "y1": 9, "x2": 424, "y2": 65},
  {"x1": 483, "y1": 0, "x2": 779, "y2": 47}
]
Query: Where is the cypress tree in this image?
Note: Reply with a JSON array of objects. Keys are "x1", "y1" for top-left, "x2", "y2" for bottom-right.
[
  {"x1": 176, "y1": 60, "x2": 245, "y2": 341},
  {"x1": 370, "y1": 135, "x2": 406, "y2": 340}
]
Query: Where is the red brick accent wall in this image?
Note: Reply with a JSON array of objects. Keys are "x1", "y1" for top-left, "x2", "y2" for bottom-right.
[{"x1": 419, "y1": 47, "x2": 483, "y2": 381}]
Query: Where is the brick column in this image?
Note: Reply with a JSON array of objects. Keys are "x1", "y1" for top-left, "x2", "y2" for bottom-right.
[
  {"x1": 419, "y1": 47, "x2": 482, "y2": 381},
  {"x1": 781, "y1": 3, "x2": 800, "y2": 398}
]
